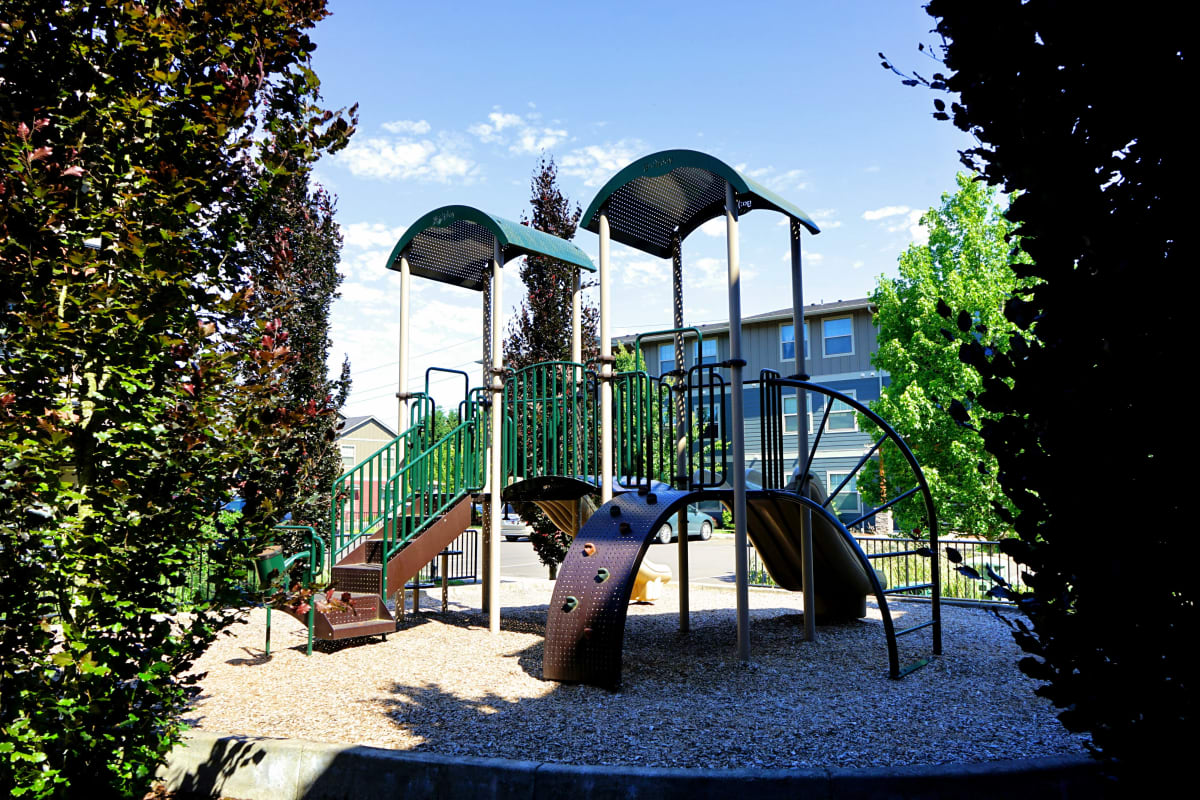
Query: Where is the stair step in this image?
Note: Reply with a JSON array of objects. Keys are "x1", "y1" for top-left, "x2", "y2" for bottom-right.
[
  {"x1": 325, "y1": 618, "x2": 396, "y2": 640},
  {"x1": 331, "y1": 564, "x2": 382, "y2": 595}
]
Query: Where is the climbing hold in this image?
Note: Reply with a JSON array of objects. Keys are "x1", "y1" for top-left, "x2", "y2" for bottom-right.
[
  {"x1": 609, "y1": 505, "x2": 621, "y2": 517},
  {"x1": 619, "y1": 522, "x2": 632, "y2": 536},
  {"x1": 596, "y1": 568, "x2": 610, "y2": 583},
  {"x1": 563, "y1": 596, "x2": 578, "y2": 612},
  {"x1": 582, "y1": 626, "x2": 593, "y2": 639},
  {"x1": 637, "y1": 484, "x2": 650, "y2": 496},
  {"x1": 646, "y1": 493, "x2": 657, "y2": 505},
  {"x1": 582, "y1": 542, "x2": 596, "y2": 557}
]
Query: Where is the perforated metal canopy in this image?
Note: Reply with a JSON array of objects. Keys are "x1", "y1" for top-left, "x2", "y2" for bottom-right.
[
  {"x1": 578, "y1": 150, "x2": 820, "y2": 258},
  {"x1": 386, "y1": 205, "x2": 596, "y2": 291}
]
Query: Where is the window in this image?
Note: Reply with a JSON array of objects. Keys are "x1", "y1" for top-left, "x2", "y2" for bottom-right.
[
  {"x1": 658, "y1": 343, "x2": 675, "y2": 376},
  {"x1": 780, "y1": 322, "x2": 809, "y2": 361},
  {"x1": 827, "y1": 389, "x2": 858, "y2": 432},
  {"x1": 694, "y1": 338, "x2": 717, "y2": 366},
  {"x1": 340, "y1": 443, "x2": 356, "y2": 470},
  {"x1": 826, "y1": 471, "x2": 861, "y2": 516},
  {"x1": 822, "y1": 316, "x2": 854, "y2": 357},
  {"x1": 783, "y1": 391, "x2": 818, "y2": 434}
]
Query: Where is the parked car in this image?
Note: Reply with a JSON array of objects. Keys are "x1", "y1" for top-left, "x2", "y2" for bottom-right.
[
  {"x1": 472, "y1": 501, "x2": 534, "y2": 541},
  {"x1": 654, "y1": 505, "x2": 714, "y2": 544}
]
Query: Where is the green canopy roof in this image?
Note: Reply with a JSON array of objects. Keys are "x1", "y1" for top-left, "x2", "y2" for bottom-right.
[
  {"x1": 386, "y1": 205, "x2": 596, "y2": 291},
  {"x1": 578, "y1": 149, "x2": 820, "y2": 259}
]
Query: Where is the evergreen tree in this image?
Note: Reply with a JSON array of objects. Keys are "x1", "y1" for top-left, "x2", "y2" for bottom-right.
[
  {"x1": 503, "y1": 156, "x2": 598, "y2": 369},
  {"x1": 241, "y1": 175, "x2": 351, "y2": 536},
  {"x1": 503, "y1": 156, "x2": 598, "y2": 572}
]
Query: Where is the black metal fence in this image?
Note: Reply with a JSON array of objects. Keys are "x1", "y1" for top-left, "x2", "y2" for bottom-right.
[
  {"x1": 412, "y1": 528, "x2": 479, "y2": 586},
  {"x1": 748, "y1": 536, "x2": 1029, "y2": 603}
]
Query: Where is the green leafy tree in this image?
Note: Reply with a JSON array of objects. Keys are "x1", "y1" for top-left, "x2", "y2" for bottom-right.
[
  {"x1": 0, "y1": 2, "x2": 354, "y2": 796},
  {"x1": 860, "y1": 173, "x2": 1029, "y2": 540},
  {"x1": 887, "y1": 2, "x2": 1189, "y2": 783}
]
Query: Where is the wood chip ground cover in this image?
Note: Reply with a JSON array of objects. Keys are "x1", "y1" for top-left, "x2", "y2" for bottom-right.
[{"x1": 185, "y1": 581, "x2": 1090, "y2": 769}]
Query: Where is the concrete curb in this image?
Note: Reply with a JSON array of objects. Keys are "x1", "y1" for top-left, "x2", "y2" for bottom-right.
[{"x1": 160, "y1": 731, "x2": 1108, "y2": 799}]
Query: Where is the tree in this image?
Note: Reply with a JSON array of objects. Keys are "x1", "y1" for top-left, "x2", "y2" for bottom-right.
[
  {"x1": 240, "y1": 175, "x2": 351, "y2": 540},
  {"x1": 0, "y1": 2, "x2": 354, "y2": 796},
  {"x1": 503, "y1": 155, "x2": 598, "y2": 370},
  {"x1": 503, "y1": 157, "x2": 599, "y2": 574},
  {"x1": 887, "y1": 3, "x2": 1189, "y2": 783},
  {"x1": 860, "y1": 172, "x2": 1029, "y2": 540}
]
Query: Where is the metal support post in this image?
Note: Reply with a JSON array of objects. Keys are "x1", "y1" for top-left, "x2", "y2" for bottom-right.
[
  {"x1": 480, "y1": 280, "x2": 492, "y2": 617},
  {"x1": 672, "y1": 234, "x2": 689, "y2": 632},
  {"x1": 488, "y1": 241, "x2": 504, "y2": 635},
  {"x1": 397, "y1": 255, "x2": 412, "y2": 434},
  {"x1": 790, "y1": 219, "x2": 816, "y2": 642},
  {"x1": 599, "y1": 211, "x2": 613, "y2": 504},
  {"x1": 726, "y1": 183, "x2": 750, "y2": 663},
  {"x1": 571, "y1": 269, "x2": 582, "y2": 365}
]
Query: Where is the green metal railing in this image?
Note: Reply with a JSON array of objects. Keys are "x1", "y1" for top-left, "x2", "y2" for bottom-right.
[
  {"x1": 612, "y1": 370, "x2": 673, "y2": 488},
  {"x1": 376, "y1": 414, "x2": 485, "y2": 599},
  {"x1": 503, "y1": 361, "x2": 597, "y2": 483},
  {"x1": 264, "y1": 525, "x2": 324, "y2": 656},
  {"x1": 330, "y1": 394, "x2": 436, "y2": 565}
]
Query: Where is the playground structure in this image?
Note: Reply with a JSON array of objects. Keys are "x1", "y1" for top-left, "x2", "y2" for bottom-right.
[{"x1": 265, "y1": 150, "x2": 941, "y2": 686}]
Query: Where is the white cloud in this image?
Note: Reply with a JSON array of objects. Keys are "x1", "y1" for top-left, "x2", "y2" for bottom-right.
[
  {"x1": 560, "y1": 139, "x2": 646, "y2": 186},
  {"x1": 381, "y1": 119, "x2": 431, "y2": 135},
  {"x1": 733, "y1": 163, "x2": 808, "y2": 191},
  {"x1": 510, "y1": 127, "x2": 568, "y2": 155},
  {"x1": 809, "y1": 208, "x2": 843, "y2": 229},
  {"x1": 864, "y1": 165, "x2": 881, "y2": 173},
  {"x1": 338, "y1": 134, "x2": 477, "y2": 183},
  {"x1": 341, "y1": 222, "x2": 406, "y2": 251},
  {"x1": 620, "y1": 258, "x2": 668, "y2": 287},
  {"x1": 699, "y1": 218, "x2": 725, "y2": 237},
  {"x1": 852, "y1": 260, "x2": 865, "y2": 270},
  {"x1": 864, "y1": 205, "x2": 907, "y2": 220},
  {"x1": 468, "y1": 111, "x2": 524, "y2": 143}
]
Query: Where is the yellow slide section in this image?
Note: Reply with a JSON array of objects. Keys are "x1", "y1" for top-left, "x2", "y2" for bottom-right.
[{"x1": 534, "y1": 495, "x2": 675, "y2": 603}]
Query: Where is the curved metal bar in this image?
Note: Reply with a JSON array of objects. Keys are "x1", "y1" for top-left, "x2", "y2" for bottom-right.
[
  {"x1": 764, "y1": 376, "x2": 941, "y2": 657},
  {"x1": 767, "y1": 491, "x2": 900, "y2": 678},
  {"x1": 425, "y1": 366, "x2": 470, "y2": 408}
]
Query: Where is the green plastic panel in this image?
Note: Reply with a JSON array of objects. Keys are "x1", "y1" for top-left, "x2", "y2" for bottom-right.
[
  {"x1": 386, "y1": 205, "x2": 595, "y2": 291},
  {"x1": 577, "y1": 149, "x2": 820, "y2": 258}
]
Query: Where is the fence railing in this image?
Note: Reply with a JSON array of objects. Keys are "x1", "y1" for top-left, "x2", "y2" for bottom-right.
[
  {"x1": 748, "y1": 536, "x2": 1028, "y2": 603},
  {"x1": 409, "y1": 528, "x2": 479, "y2": 586}
]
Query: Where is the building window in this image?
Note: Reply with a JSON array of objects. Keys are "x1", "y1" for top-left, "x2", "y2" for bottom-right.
[
  {"x1": 694, "y1": 338, "x2": 717, "y2": 366},
  {"x1": 783, "y1": 391, "x2": 822, "y2": 435},
  {"x1": 823, "y1": 316, "x2": 854, "y2": 357},
  {"x1": 827, "y1": 471, "x2": 861, "y2": 516},
  {"x1": 780, "y1": 322, "x2": 809, "y2": 361},
  {"x1": 658, "y1": 343, "x2": 676, "y2": 376},
  {"x1": 827, "y1": 389, "x2": 858, "y2": 432},
  {"x1": 340, "y1": 443, "x2": 356, "y2": 471}
]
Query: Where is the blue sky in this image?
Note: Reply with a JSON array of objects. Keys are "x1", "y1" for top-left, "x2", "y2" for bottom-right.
[{"x1": 307, "y1": 1, "x2": 973, "y2": 423}]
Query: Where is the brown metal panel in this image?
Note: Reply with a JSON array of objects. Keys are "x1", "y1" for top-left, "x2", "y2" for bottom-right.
[
  {"x1": 543, "y1": 489, "x2": 692, "y2": 688},
  {"x1": 382, "y1": 496, "x2": 472, "y2": 599}
]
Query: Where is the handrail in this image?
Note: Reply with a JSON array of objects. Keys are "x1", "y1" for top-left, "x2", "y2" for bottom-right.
[
  {"x1": 329, "y1": 394, "x2": 439, "y2": 568},
  {"x1": 273, "y1": 525, "x2": 324, "y2": 584},
  {"x1": 633, "y1": 326, "x2": 704, "y2": 375},
  {"x1": 271, "y1": 524, "x2": 322, "y2": 655},
  {"x1": 377, "y1": 415, "x2": 484, "y2": 599}
]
